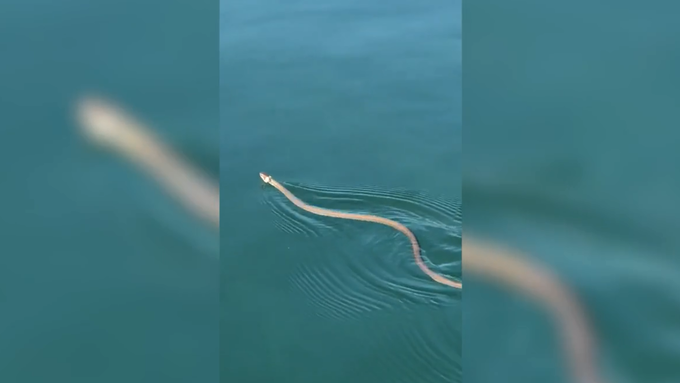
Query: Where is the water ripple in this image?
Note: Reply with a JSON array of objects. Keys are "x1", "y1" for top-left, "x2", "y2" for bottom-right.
[
  {"x1": 260, "y1": 188, "x2": 339, "y2": 237},
  {"x1": 342, "y1": 306, "x2": 460, "y2": 383},
  {"x1": 294, "y1": 181, "x2": 462, "y2": 224},
  {"x1": 261, "y1": 180, "x2": 461, "y2": 322}
]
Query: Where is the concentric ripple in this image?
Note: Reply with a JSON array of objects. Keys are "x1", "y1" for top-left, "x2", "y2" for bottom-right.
[{"x1": 261, "y1": 180, "x2": 461, "y2": 322}]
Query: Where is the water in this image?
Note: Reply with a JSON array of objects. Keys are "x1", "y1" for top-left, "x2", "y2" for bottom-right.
[
  {"x1": 0, "y1": 0, "x2": 461, "y2": 382},
  {"x1": 463, "y1": 1, "x2": 680, "y2": 382},
  {"x1": 221, "y1": 0, "x2": 462, "y2": 382},
  {"x1": 0, "y1": 0, "x2": 219, "y2": 382},
  {"x1": 2, "y1": 0, "x2": 677, "y2": 382}
]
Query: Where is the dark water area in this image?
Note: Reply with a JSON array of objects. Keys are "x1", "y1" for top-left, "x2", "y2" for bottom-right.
[{"x1": 222, "y1": 0, "x2": 461, "y2": 382}]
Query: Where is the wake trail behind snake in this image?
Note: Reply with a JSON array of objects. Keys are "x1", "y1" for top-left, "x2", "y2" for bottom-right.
[{"x1": 259, "y1": 173, "x2": 462, "y2": 289}]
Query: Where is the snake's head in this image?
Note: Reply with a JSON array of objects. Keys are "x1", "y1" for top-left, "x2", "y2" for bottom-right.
[
  {"x1": 259, "y1": 172, "x2": 272, "y2": 184},
  {"x1": 76, "y1": 96, "x2": 130, "y2": 146}
]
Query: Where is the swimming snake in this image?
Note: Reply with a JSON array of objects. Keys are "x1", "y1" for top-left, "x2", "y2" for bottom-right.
[
  {"x1": 259, "y1": 172, "x2": 605, "y2": 382},
  {"x1": 259, "y1": 172, "x2": 462, "y2": 289}
]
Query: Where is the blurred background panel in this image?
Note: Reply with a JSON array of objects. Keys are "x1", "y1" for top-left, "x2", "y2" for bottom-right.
[
  {"x1": 464, "y1": 0, "x2": 680, "y2": 382},
  {"x1": 0, "y1": 1, "x2": 219, "y2": 382}
]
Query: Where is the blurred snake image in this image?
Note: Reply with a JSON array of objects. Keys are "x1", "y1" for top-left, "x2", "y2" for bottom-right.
[
  {"x1": 75, "y1": 95, "x2": 608, "y2": 383},
  {"x1": 75, "y1": 96, "x2": 219, "y2": 228},
  {"x1": 259, "y1": 172, "x2": 462, "y2": 289}
]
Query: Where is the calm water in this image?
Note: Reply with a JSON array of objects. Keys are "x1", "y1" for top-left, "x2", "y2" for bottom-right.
[
  {"x1": 222, "y1": 0, "x2": 461, "y2": 382},
  {"x1": 3, "y1": 0, "x2": 679, "y2": 382},
  {"x1": 0, "y1": 0, "x2": 219, "y2": 382},
  {"x1": 464, "y1": 1, "x2": 680, "y2": 382},
  {"x1": 1, "y1": 0, "x2": 460, "y2": 381}
]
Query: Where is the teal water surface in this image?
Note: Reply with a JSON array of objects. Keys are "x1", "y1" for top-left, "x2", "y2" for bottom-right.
[
  {"x1": 0, "y1": 1, "x2": 219, "y2": 382},
  {"x1": 464, "y1": 1, "x2": 680, "y2": 382},
  {"x1": 222, "y1": 0, "x2": 461, "y2": 382}
]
